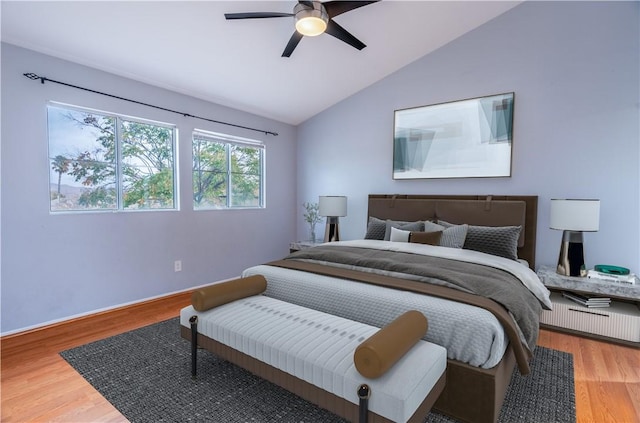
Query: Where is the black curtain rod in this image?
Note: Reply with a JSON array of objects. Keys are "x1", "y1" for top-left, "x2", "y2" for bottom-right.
[{"x1": 23, "y1": 72, "x2": 279, "y2": 137}]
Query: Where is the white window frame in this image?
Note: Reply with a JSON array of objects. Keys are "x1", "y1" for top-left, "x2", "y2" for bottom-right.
[
  {"x1": 192, "y1": 130, "x2": 265, "y2": 210},
  {"x1": 47, "y1": 101, "x2": 178, "y2": 213}
]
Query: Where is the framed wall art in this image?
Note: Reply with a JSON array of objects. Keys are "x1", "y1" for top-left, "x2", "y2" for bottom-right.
[{"x1": 393, "y1": 92, "x2": 514, "y2": 179}]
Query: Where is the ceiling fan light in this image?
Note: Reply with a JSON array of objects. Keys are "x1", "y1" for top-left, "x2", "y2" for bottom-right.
[
  {"x1": 294, "y1": 2, "x2": 328, "y2": 37},
  {"x1": 296, "y1": 16, "x2": 327, "y2": 36}
]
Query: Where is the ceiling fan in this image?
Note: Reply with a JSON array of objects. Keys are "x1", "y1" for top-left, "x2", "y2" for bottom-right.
[{"x1": 224, "y1": 1, "x2": 379, "y2": 57}]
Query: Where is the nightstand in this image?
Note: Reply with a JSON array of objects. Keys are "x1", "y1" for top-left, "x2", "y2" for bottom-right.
[
  {"x1": 537, "y1": 265, "x2": 640, "y2": 347},
  {"x1": 289, "y1": 241, "x2": 324, "y2": 253}
]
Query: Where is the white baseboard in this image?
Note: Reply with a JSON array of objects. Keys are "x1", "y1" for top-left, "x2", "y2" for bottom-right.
[{"x1": 1, "y1": 277, "x2": 238, "y2": 337}]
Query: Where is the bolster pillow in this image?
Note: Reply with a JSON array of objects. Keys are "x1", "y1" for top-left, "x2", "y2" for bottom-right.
[
  {"x1": 354, "y1": 310, "x2": 428, "y2": 379},
  {"x1": 191, "y1": 275, "x2": 267, "y2": 312}
]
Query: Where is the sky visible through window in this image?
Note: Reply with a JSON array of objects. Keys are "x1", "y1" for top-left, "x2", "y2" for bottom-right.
[{"x1": 48, "y1": 106, "x2": 109, "y2": 188}]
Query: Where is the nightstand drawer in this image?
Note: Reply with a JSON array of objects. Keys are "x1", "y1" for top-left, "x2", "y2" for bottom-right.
[{"x1": 541, "y1": 292, "x2": 640, "y2": 342}]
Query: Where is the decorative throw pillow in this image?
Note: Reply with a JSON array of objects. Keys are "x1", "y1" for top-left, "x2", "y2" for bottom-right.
[
  {"x1": 389, "y1": 227, "x2": 411, "y2": 242},
  {"x1": 423, "y1": 221, "x2": 468, "y2": 248},
  {"x1": 364, "y1": 216, "x2": 387, "y2": 240},
  {"x1": 384, "y1": 220, "x2": 425, "y2": 241},
  {"x1": 438, "y1": 220, "x2": 522, "y2": 260},
  {"x1": 409, "y1": 231, "x2": 442, "y2": 245}
]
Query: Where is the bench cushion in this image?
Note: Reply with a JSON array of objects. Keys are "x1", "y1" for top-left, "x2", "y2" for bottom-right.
[{"x1": 180, "y1": 295, "x2": 446, "y2": 423}]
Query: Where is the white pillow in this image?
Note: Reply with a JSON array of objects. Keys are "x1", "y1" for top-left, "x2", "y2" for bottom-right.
[{"x1": 389, "y1": 226, "x2": 411, "y2": 242}]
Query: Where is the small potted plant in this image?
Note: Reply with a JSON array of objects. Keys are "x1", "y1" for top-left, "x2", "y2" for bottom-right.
[{"x1": 303, "y1": 201, "x2": 322, "y2": 243}]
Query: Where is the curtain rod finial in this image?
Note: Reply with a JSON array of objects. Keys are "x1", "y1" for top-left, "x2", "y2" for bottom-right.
[{"x1": 23, "y1": 72, "x2": 46, "y2": 84}]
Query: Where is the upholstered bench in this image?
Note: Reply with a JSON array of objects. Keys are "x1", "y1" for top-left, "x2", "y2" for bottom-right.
[{"x1": 180, "y1": 275, "x2": 447, "y2": 423}]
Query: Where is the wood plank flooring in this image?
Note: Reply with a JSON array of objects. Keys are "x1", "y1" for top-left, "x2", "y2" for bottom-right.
[
  {"x1": 1, "y1": 292, "x2": 192, "y2": 423},
  {"x1": 2, "y1": 292, "x2": 639, "y2": 423},
  {"x1": 537, "y1": 329, "x2": 639, "y2": 423}
]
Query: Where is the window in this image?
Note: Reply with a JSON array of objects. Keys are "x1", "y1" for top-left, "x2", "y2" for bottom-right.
[
  {"x1": 192, "y1": 130, "x2": 264, "y2": 210},
  {"x1": 48, "y1": 103, "x2": 177, "y2": 212}
]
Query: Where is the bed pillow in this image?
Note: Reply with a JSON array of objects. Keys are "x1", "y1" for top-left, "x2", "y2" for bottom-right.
[
  {"x1": 408, "y1": 231, "x2": 442, "y2": 245},
  {"x1": 438, "y1": 220, "x2": 522, "y2": 260},
  {"x1": 389, "y1": 227, "x2": 411, "y2": 242},
  {"x1": 383, "y1": 220, "x2": 424, "y2": 241},
  {"x1": 423, "y1": 221, "x2": 468, "y2": 248},
  {"x1": 364, "y1": 217, "x2": 387, "y2": 240}
]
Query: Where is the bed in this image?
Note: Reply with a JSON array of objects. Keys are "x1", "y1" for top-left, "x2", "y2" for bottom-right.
[{"x1": 240, "y1": 194, "x2": 550, "y2": 423}]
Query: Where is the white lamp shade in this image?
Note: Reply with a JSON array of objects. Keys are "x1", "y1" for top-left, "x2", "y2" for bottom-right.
[
  {"x1": 550, "y1": 199, "x2": 600, "y2": 231},
  {"x1": 319, "y1": 196, "x2": 347, "y2": 217}
]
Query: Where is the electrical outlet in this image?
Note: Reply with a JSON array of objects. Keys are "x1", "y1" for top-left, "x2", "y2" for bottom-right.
[{"x1": 174, "y1": 260, "x2": 182, "y2": 272}]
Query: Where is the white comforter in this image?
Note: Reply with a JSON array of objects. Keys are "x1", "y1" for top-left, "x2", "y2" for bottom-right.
[{"x1": 243, "y1": 240, "x2": 550, "y2": 369}]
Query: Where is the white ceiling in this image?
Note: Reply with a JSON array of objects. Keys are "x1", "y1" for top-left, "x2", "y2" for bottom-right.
[{"x1": 1, "y1": 1, "x2": 521, "y2": 125}]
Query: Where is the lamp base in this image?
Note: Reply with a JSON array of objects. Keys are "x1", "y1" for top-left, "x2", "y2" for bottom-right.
[
  {"x1": 323, "y1": 216, "x2": 340, "y2": 242},
  {"x1": 556, "y1": 230, "x2": 586, "y2": 277}
]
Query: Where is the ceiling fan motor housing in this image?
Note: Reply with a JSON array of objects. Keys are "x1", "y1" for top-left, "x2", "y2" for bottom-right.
[{"x1": 294, "y1": 1, "x2": 329, "y2": 36}]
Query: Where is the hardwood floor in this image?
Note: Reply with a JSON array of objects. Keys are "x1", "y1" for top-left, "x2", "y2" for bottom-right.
[
  {"x1": 537, "y1": 329, "x2": 640, "y2": 423},
  {"x1": 2, "y1": 293, "x2": 638, "y2": 423},
  {"x1": 1, "y1": 292, "x2": 192, "y2": 423}
]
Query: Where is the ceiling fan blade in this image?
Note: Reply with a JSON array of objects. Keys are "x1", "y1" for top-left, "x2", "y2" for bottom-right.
[
  {"x1": 282, "y1": 32, "x2": 304, "y2": 57},
  {"x1": 323, "y1": 1, "x2": 379, "y2": 19},
  {"x1": 325, "y1": 20, "x2": 366, "y2": 50},
  {"x1": 224, "y1": 12, "x2": 293, "y2": 20}
]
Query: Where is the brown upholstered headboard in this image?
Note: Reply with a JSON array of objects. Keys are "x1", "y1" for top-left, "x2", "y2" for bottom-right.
[{"x1": 367, "y1": 194, "x2": 538, "y2": 269}]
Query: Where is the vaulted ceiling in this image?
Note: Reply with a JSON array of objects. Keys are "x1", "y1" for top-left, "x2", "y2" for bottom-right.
[{"x1": 1, "y1": 1, "x2": 520, "y2": 125}]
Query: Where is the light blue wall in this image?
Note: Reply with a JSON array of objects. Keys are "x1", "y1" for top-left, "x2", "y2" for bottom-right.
[
  {"x1": 297, "y1": 2, "x2": 640, "y2": 272},
  {"x1": 1, "y1": 43, "x2": 297, "y2": 334}
]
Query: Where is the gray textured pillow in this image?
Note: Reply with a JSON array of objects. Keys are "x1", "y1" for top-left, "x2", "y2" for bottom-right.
[
  {"x1": 438, "y1": 220, "x2": 522, "y2": 260},
  {"x1": 364, "y1": 216, "x2": 387, "y2": 240},
  {"x1": 423, "y1": 221, "x2": 468, "y2": 248},
  {"x1": 384, "y1": 220, "x2": 424, "y2": 241}
]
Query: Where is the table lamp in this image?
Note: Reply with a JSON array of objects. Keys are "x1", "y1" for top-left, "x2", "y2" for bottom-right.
[
  {"x1": 319, "y1": 196, "x2": 347, "y2": 242},
  {"x1": 550, "y1": 199, "x2": 600, "y2": 277}
]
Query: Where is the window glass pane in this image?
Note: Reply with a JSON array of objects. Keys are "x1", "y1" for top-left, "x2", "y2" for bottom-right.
[
  {"x1": 48, "y1": 106, "x2": 117, "y2": 211},
  {"x1": 230, "y1": 145, "x2": 262, "y2": 207},
  {"x1": 192, "y1": 137, "x2": 227, "y2": 209},
  {"x1": 121, "y1": 120, "x2": 175, "y2": 209},
  {"x1": 230, "y1": 173, "x2": 260, "y2": 207},
  {"x1": 230, "y1": 145, "x2": 261, "y2": 176}
]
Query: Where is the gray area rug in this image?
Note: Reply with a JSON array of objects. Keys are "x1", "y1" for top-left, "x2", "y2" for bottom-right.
[{"x1": 61, "y1": 318, "x2": 575, "y2": 423}]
